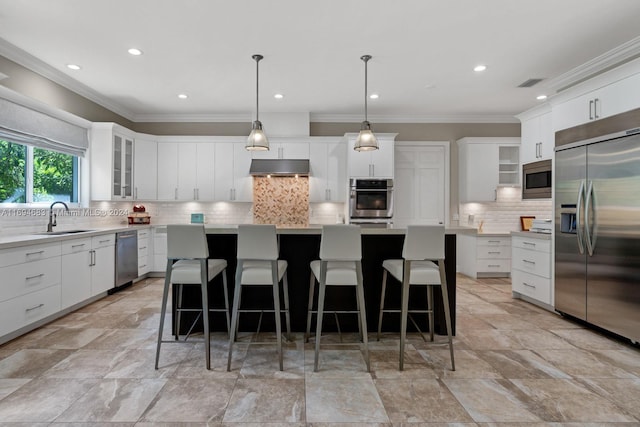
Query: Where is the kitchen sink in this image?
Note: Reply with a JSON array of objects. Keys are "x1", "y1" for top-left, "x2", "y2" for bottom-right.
[{"x1": 34, "y1": 229, "x2": 95, "y2": 236}]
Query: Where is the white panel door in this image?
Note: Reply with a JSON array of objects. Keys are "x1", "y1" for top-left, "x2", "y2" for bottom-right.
[
  {"x1": 177, "y1": 142, "x2": 198, "y2": 200},
  {"x1": 196, "y1": 143, "x2": 215, "y2": 201},
  {"x1": 157, "y1": 142, "x2": 178, "y2": 200},
  {"x1": 133, "y1": 138, "x2": 157, "y2": 200}
]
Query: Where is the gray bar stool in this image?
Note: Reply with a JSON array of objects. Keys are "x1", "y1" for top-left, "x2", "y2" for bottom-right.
[
  {"x1": 155, "y1": 224, "x2": 229, "y2": 370},
  {"x1": 377, "y1": 225, "x2": 455, "y2": 371},
  {"x1": 227, "y1": 224, "x2": 291, "y2": 371},
  {"x1": 306, "y1": 224, "x2": 370, "y2": 372}
]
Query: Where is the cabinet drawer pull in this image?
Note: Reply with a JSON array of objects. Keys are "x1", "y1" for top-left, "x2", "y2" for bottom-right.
[
  {"x1": 71, "y1": 243, "x2": 86, "y2": 248},
  {"x1": 139, "y1": 246, "x2": 147, "y2": 250},
  {"x1": 523, "y1": 242, "x2": 536, "y2": 246},
  {"x1": 488, "y1": 251, "x2": 501, "y2": 254},
  {"x1": 487, "y1": 240, "x2": 501, "y2": 243},
  {"x1": 488, "y1": 264, "x2": 501, "y2": 268},
  {"x1": 99, "y1": 239, "x2": 111, "y2": 244},
  {"x1": 523, "y1": 282, "x2": 536, "y2": 288},
  {"x1": 26, "y1": 273, "x2": 45, "y2": 280},
  {"x1": 25, "y1": 303, "x2": 45, "y2": 312},
  {"x1": 523, "y1": 259, "x2": 536, "y2": 264},
  {"x1": 26, "y1": 250, "x2": 45, "y2": 256}
]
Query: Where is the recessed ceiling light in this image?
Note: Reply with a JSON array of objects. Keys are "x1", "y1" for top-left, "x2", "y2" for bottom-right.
[
  {"x1": 274, "y1": 93, "x2": 284, "y2": 99},
  {"x1": 473, "y1": 64, "x2": 487, "y2": 72},
  {"x1": 536, "y1": 94, "x2": 548, "y2": 100},
  {"x1": 66, "y1": 64, "x2": 81, "y2": 70},
  {"x1": 128, "y1": 48, "x2": 143, "y2": 56},
  {"x1": 178, "y1": 94, "x2": 188, "y2": 99},
  {"x1": 369, "y1": 94, "x2": 379, "y2": 99}
]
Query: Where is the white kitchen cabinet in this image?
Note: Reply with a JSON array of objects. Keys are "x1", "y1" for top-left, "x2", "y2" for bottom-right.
[
  {"x1": 457, "y1": 234, "x2": 511, "y2": 278},
  {"x1": 152, "y1": 226, "x2": 168, "y2": 273},
  {"x1": 214, "y1": 142, "x2": 253, "y2": 202},
  {"x1": 133, "y1": 137, "x2": 157, "y2": 200},
  {"x1": 251, "y1": 141, "x2": 310, "y2": 160},
  {"x1": 458, "y1": 137, "x2": 520, "y2": 202},
  {"x1": 90, "y1": 234, "x2": 116, "y2": 296},
  {"x1": 61, "y1": 237, "x2": 92, "y2": 308},
  {"x1": 176, "y1": 142, "x2": 215, "y2": 201},
  {"x1": 393, "y1": 143, "x2": 448, "y2": 228},
  {"x1": 137, "y1": 228, "x2": 151, "y2": 277},
  {"x1": 511, "y1": 234, "x2": 553, "y2": 309},
  {"x1": 552, "y1": 68, "x2": 640, "y2": 131},
  {"x1": 90, "y1": 123, "x2": 135, "y2": 201},
  {"x1": 347, "y1": 133, "x2": 395, "y2": 178},
  {"x1": 0, "y1": 241, "x2": 62, "y2": 340},
  {"x1": 309, "y1": 139, "x2": 347, "y2": 202},
  {"x1": 519, "y1": 110, "x2": 554, "y2": 164},
  {"x1": 156, "y1": 142, "x2": 179, "y2": 200}
]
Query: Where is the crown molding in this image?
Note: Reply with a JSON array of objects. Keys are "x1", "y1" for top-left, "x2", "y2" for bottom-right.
[
  {"x1": 0, "y1": 38, "x2": 136, "y2": 121},
  {"x1": 546, "y1": 35, "x2": 640, "y2": 93},
  {"x1": 132, "y1": 112, "x2": 252, "y2": 123},
  {"x1": 310, "y1": 113, "x2": 519, "y2": 123}
]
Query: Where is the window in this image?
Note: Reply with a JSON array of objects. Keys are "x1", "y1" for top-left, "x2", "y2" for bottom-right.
[{"x1": 0, "y1": 139, "x2": 79, "y2": 204}]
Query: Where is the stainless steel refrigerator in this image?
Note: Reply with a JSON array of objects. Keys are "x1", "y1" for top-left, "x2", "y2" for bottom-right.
[{"x1": 555, "y1": 128, "x2": 640, "y2": 343}]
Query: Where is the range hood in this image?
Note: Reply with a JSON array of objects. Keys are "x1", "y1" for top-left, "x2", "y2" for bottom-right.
[{"x1": 249, "y1": 159, "x2": 310, "y2": 176}]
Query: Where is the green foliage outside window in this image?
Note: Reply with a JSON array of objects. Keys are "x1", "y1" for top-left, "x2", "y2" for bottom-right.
[{"x1": 1, "y1": 139, "x2": 77, "y2": 203}]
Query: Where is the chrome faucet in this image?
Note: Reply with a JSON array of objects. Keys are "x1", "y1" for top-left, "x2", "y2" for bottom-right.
[{"x1": 47, "y1": 201, "x2": 70, "y2": 232}]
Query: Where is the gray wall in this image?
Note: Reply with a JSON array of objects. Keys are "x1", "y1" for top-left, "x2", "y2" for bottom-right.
[{"x1": 1, "y1": 54, "x2": 521, "y2": 222}]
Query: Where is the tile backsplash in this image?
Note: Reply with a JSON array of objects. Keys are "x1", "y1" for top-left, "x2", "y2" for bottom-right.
[
  {"x1": 253, "y1": 176, "x2": 309, "y2": 226},
  {"x1": 459, "y1": 186, "x2": 553, "y2": 233}
]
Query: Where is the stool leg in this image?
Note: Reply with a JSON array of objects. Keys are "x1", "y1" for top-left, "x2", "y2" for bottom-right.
[
  {"x1": 355, "y1": 261, "x2": 369, "y2": 372},
  {"x1": 221, "y1": 268, "x2": 231, "y2": 336},
  {"x1": 305, "y1": 272, "x2": 316, "y2": 343},
  {"x1": 175, "y1": 283, "x2": 183, "y2": 340},
  {"x1": 314, "y1": 280, "x2": 326, "y2": 372},
  {"x1": 377, "y1": 269, "x2": 388, "y2": 341},
  {"x1": 399, "y1": 260, "x2": 411, "y2": 371},
  {"x1": 155, "y1": 260, "x2": 172, "y2": 369},
  {"x1": 282, "y1": 272, "x2": 292, "y2": 341},
  {"x1": 427, "y1": 285, "x2": 434, "y2": 342},
  {"x1": 227, "y1": 263, "x2": 243, "y2": 371},
  {"x1": 439, "y1": 260, "x2": 455, "y2": 371},
  {"x1": 271, "y1": 261, "x2": 283, "y2": 371},
  {"x1": 201, "y1": 260, "x2": 210, "y2": 370}
]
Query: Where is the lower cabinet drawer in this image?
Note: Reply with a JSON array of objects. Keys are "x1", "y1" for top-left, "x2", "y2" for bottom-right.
[
  {"x1": 138, "y1": 255, "x2": 150, "y2": 276},
  {"x1": 476, "y1": 258, "x2": 511, "y2": 273},
  {"x1": 0, "y1": 257, "x2": 61, "y2": 303},
  {"x1": 512, "y1": 269, "x2": 551, "y2": 305},
  {"x1": 0, "y1": 285, "x2": 61, "y2": 337},
  {"x1": 512, "y1": 247, "x2": 551, "y2": 278},
  {"x1": 477, "y1": 246, "x2": 510, "y2": 259}
]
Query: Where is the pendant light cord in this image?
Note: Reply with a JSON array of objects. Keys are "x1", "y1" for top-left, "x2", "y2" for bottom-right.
[
  {"x1": 361, "y1": 55, "x2": 372, "y2": 123},
  {"x1": 253, "y1": 54, "x2": 263, "y2": 123}
]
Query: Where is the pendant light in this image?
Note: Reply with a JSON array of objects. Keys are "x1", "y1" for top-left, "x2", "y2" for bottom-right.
[
  {"x1": 246, "y1": 54, "x2": 269, "y2": 151},
  {"x1": 354, "y1": 54, "x2": 378, "y2": 151}
]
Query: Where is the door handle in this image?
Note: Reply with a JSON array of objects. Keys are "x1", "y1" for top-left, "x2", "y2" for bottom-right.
[
  {"x1": 589, "y1": 99, "x2": 594, "y2": 120},
  {"x1": 576, "y1": 179, "x2": 586, "y2": 255},
  {"x1": 594, "y1": 98, "x2": 599, "y2": 119},
  {"x1": 584, "y1": 180, "x2": 596, "y2": 256}
]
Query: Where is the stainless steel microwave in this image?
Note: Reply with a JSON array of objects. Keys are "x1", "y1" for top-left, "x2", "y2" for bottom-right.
[{"x1": 522, "y1": 159, "x2": 552, "y2": 199}]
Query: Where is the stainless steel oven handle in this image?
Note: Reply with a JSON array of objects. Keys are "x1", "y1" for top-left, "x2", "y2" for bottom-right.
[{"x1": 576, "y1": 179, "x2": 585, "y2": 255}]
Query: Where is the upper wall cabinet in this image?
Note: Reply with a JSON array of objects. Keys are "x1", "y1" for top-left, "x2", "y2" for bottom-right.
[
  {"x1": 551, "y1": 62, "x2": 640, "y2": 132},
  {"x1": 458, "y1": 137, "x2": 520, "y2": 202},
  {"x1": 518, "y1": 108, "x2": 553, "y2": 164},
  {"x1": 156, "y1": 141, "x2": 216, "y2": 201},
  {"x1": 133, "y1": 136, "x2": 157, "y2": 200},
  {"x1": 309, "y1": 139, "x2": 347, "y2": 202},
  {"x1": 347, "y1": 133, "x2": 396, "y2": 178},
  {"x1": 250, "y1": 140, "x2": 310, "y2": 160},
  {"x1": 214, "y1": 142, "x2": 253, "y2": 202},
  {"x1": 91, "y1": 123, "x2": 135, "y2": 201}
]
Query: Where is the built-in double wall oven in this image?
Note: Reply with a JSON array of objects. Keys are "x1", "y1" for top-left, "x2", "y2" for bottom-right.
[{"x1": 349, "y1": 178, "x2": 394, "y2": 222}]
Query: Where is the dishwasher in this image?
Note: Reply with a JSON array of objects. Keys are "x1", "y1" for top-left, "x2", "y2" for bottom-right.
[{"x1": 113, "y1": 230, "x2": 138, "y2": 294}]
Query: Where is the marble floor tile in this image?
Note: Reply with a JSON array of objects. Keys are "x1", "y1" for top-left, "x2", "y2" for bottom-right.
[
  {"x1": 589, "y1": 347, "x2": 640, "y2": 377},
  {"x1": 0, "y1": 378, "x2": 30, "y2": 399},
  {"x1": 0, "y1": 326, "x2": 60, "y2": 351},
  {"x1": 579, "y1": 377, "x2": 640, "y2": 420},
  {"x1": 456, "y1": 329, "x2": 523, "y2": 350},
  {"x1": 443, "y1": 378, "x2": 541, "y2": 423},
  {"x1": 534, "y1": 349, "x2": 637, "y2": 378},
  {"x1": 511, "y1": 378, "x2": 638, "y2": 422},
  {"x1": 550, "y1": 328, "x2": 631, "y2": 351},
  {"x1": 480, "y1": 313, "x2": 542, "y2": 330},
  {"x1": 420, "y1": 349, "x2": 502, "y2": 380},
  {"x1": 305, "y1": 377, "x2": 388, "y2": 423},
  {"x1": 304, "y1": 349, "x2": 370, "y2": 379},
  {"x1": 369, "y1": 349, "x2": 439, "y2": 380},
  {"x1": 42, "y1": 349, "x2": 127, "y2": 378},
  {"x1": 239, "y1": 347, "x2": 305, "y2": 379},
  {"x1": 82, "y1": 328, "x2": 157, "y2": 350},
  {"x1": 141, "y1": 378, "x2": 236, "y2": 423},
  {"x1": 501, "y1": 328, "x2": 577, "y2": 350},
  {"x1": 117, "y1": 308, "x2": 163, "y2": 329},
  {"x1": 375, "y1": 378, "x2": 473, "y2": 423},
  {"x1": 0, "y1": 378, "x2": 98, "y2": 422},
  {"x1": 33, "y1": 327, "x2": 106, "y2": 349},
  {"x1": 105, "y1": 347, "x2": 191, "y2": 379},
  {"x1": 55, "y1": 378, "x2": 166, "y2": 422},
  {"x1": 0, "y1": 349, "x2": 73, "y2": 378},
  {"x1": 223, "y1": 378, "x2": 305, "y2": 423},
  {"x1": 477, "y1": 350, "x2": 571, "y2": 379}
]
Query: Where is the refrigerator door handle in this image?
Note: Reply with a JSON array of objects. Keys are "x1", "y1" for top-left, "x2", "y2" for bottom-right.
[
  {"x1": 576, "y1": 179, "x2": 586, "y2": 255},
  {"x1": 585, "y1": 180, "x2": 596, "y2": 256}
]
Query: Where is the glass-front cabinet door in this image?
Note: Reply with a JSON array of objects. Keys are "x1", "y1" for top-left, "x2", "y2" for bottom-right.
[{"x1": 113, "y1": 135, "x2": 133, "y2": 199}]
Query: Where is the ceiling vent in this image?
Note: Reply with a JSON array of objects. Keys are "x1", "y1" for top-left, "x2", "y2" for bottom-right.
[{"x1": 518, "y1": 78, "x2": 544, "y2": 88}]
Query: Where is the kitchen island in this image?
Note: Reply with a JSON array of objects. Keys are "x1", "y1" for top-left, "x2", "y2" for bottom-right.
[{"x1": 175, "y1": 226, "x2": 459, "y2": 336}]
